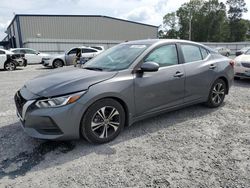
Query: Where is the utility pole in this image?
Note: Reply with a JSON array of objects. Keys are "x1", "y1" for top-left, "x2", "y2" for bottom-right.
[{"x1": 189, "y1": 9, "x2": 192, "y2": 40}]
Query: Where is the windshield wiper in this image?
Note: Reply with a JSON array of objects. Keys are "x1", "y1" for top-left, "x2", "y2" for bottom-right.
[{"x1": 83, "y1": 67, "x2": 103, "y2": 71}]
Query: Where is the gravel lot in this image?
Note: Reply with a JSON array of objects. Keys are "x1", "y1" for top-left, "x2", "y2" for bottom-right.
[{"x1": 0, "y1": 65, "x2": 249, "y2": 188}]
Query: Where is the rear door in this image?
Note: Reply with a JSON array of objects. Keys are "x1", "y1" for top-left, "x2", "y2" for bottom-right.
[
  {"x1": 134, "y1": 44, "x2": 185, "y2": 116},
  {"x1": 21, "y1": 49, "x2": 41, "y2": 64},
  {"x1": 179, "y1": 43, "x2": 218, "y2": 102},
  {"x1": 82, "y1": 48, "x2": 98, "y2": 59}
]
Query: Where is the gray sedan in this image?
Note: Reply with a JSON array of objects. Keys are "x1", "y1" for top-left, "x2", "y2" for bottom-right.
[{"x1": 14, "y1": 39, "x2": 234, "y2": 144}]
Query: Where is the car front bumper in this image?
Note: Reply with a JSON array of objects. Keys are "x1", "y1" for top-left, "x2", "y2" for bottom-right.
[
  {"x1": 14, "y1": 91, "x2": 86, "y2": 140},
  {"x1": 42, "y1": 59, "x2": 53, "y2": 67},
  {"x1": 234, "y1": 64, "x2": 250, "y2": 78}
]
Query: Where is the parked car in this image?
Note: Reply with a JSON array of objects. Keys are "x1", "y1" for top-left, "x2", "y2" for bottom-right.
[
  {"x1": 14, "y1": 39, "x2": 234, "y2": 143},
  {"x1": 235, "y1": 46, "x2": 250, "y2": 56},
  {"x1": 90, "y1": 46, "x2": 105, "y2": 52},
  {"x1": 42, "y1": 46, "x2": 103, "y2": 68},
  {"x1": 0, "y1": 49, "x2": 27, "y2": 71},
  {"x1": 215, "y1": 47, "x2": 231, "y2": 57},
  {"x1": 10, "y1": 48, "x2": 49, "y2": 64},
  {"x1": 234, "y1": 49, "x2": 250, "y2": 79}
]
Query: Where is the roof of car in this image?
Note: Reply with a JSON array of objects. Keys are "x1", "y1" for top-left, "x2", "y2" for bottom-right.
[
  {"x1": 0, "y1": 49, "x2": 13, "y2": 54},
  {"x1": 10, "y1": 48, "x2": 35, "y2": 51},
  {"x1": 124, "y1": 39, "x2": 207, "y2": 46}
]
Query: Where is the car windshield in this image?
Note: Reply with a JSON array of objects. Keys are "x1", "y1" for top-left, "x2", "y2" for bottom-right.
[
  {"x1": 245, "y1": 49, "x2": 250, "y2": 55},
  {"x1": 83, "y1": 44, "x2": 149, "y2": 71}
]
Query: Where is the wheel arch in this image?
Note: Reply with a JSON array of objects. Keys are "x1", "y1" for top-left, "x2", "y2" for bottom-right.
[
  {"x1": 79, "y1": 96, "x2": 130, "y2": 138},
  {"x1": 53, "y1": 58, "x2": 65, "y2": 66},
  {"x1": 217, "y1": 76, "x2": 229, "y2": 94}
]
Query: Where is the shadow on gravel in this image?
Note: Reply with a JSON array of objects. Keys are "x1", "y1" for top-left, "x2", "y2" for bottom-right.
[
  {"x1": 0, "y1": 104, "x2": 220, "y2": 179},
  {"x1": 0, "y1": 68, "x2": 24, "y2": 72},
  {"x1": 0, "y1": 141, "x2": 75, "y2": 179},
  {"x1": 35, "y1": 67, "x2": 53, "y2": 70},
  {"x1": 233, "y1": 79, "x2": 250, "y2": 88}
]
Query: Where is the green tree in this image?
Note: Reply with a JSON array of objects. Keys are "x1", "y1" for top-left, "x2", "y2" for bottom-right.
[
  {"x1": 176, "y1": 0, "x2": 204, "y2": 40},
  {"x1": 226, "y1": 0, "x2": 248, "y2": 41},
  {"x1": 162, "y1": 12, "x2": 179, "y2": 38}
]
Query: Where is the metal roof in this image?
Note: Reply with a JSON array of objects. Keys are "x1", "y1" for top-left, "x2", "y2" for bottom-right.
[{"x1": 7, "y1": 14, "x2": 159, "y2": 30}]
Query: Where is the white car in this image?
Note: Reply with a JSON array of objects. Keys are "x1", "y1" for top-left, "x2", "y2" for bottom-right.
[
  {"x1": 0, "y1": 49, "x2": 27, "y2": 71},
  {"x1": 234, "y1": 49, "x2": 250, "y2": 79},
  {"x1": 42, "y1": 46, "x2": 103, "y2": 68},
  {"x1": 10, "y1": 48, "x2": 50, "y2": 64},
  {"x1": 215, "y1": 47, "x2": 231, "y2": 57}
]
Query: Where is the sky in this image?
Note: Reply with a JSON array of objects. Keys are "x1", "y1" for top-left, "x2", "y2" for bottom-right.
[{"x1": 0, "y1": 0, "x2": 250, "y2": 40}]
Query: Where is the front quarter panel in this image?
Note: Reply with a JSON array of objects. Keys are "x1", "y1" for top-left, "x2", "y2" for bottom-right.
[{"x1": 77, "y1": 70, "x2": 135, "y2": 125}]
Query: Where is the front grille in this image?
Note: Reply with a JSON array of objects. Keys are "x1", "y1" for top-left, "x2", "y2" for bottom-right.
[
  {"x1": 241, "y1": 62, "x2": 250, "y2": 68},
  {"x1": 14, "y1": 91, "x2": 27, "y2": 118}
]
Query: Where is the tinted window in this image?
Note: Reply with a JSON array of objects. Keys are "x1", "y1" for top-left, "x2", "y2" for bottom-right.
[
  {"x1": 245, "y1": 49, "x2": 250, "y2": 55},
  {"x1": 67, "y1": 48, "x2": 77, "y2": 55},
  {"x1": 11, "y1": 49, "x2": 20, "y2": 53},
  {"x1": 181, "y1": 45, "x2": 203, "y2": 63},
  {"x1": 25, "y1": 49, "x2": 37, "y2": 54},
  {"x1": 200, "y1": 47, "x2": 209, "y2": 59},
  {"x1": 144, "y1": 44, "x2": 178, "y2": 67},
  {"x1": 91, "y1": 46, "x2": 102, "y2": 50},
  {"x1": 82, "y1": 48, "x2": 97, "y2": 53},
  {"x1": 0, "y1": 50, "x2": 5, "y2": 54}
]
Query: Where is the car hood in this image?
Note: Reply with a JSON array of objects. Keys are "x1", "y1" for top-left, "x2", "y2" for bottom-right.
[{"x1": 22, "y1": 67, "x2": 117, "y2": 99}]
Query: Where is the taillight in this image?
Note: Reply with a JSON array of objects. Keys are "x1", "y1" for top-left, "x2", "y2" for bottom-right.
[{"x1": 229, "y1": 60, "x2": 235, "y2": 67}]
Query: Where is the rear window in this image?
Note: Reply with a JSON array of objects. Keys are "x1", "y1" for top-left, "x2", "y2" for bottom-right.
[
  {"x1": 82, "y1": 48, "x2": 97, "y2": 53},
  {"x1": 200, "y1": 47, "x2": 209, "y2": 59},
  {"x1": 181, "y1": 44, "x2": 203, "y2": 63}
]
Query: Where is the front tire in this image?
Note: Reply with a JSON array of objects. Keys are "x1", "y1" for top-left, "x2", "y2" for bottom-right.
[
  {"x1": 205, "y1": 79, "x2": 226, "y2": 108},
  {"x1": 81, "y1": 98, "x2": 125, "y2": 144},
  {"x1": 53, "y1": 60, "x2": 63, "y2": 68},
  {"x1": 4, "y1": 61, "x2": 16, "y2": 71}
]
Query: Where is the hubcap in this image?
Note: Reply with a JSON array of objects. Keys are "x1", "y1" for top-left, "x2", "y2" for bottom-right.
[
  {"x1": 6, "y1": 62, "x2": 15, "y2": 71},
  {"x1": 91, "y1": 106, "x2": 120, "y2": 139},
  {"x1": 212, "y1": 83, "x2": 225, "y2": 105}
]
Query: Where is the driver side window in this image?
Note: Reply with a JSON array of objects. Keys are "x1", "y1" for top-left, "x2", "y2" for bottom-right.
[
  {"x1": 67, "y1": 48, "x2": 77, "y2": 55},
  {"x1": 144, "y1": 44, "x2": 178, "y2": 67}
]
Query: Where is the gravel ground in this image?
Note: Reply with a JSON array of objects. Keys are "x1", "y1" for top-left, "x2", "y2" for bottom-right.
[{"x1": 0, "y1": 65, "x2": 249, "y2": 188}]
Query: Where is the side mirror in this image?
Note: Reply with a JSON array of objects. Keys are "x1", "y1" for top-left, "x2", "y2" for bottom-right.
[{"x1": 140, "y1": 61, "x2": 159, "y2": 72}]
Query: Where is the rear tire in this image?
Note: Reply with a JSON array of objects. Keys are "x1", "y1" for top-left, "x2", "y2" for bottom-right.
[
  {"x1": 53, "y1": 60, "x2": 63, "y2": 68},
  {"x1": 4, "y1": 61, "x2": 16, "y2": 71},
  {"x1": 205, "y1": 79, "x2": 226, "y2": 108},
  {"x1": 81, "y1": 98, "x2": 125, "y2": 144}
]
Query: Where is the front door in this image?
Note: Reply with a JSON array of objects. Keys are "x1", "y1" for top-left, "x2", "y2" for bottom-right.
[
  {"x1": 134, "y1": 44, "x2": 185, "y2": 117},
  {"x1": 65, "y1": 48, "x2": 78, "y2": 65}
]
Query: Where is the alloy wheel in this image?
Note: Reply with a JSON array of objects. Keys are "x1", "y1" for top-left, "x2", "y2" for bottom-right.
[
  {"x1": 91, "y1": 106, "x2": 120, "y2": 138},
  {"x1": 54, "y1": 60, "x2": 63, "y2": 68},
  {"x1": 212, "y1": 83, "x2": 225, "y2": 105},
  {"x1": 5, "y1": 62, "x2": 15, "y2": 71}
]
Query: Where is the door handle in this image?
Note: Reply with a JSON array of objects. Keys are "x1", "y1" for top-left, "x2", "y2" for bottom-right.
[
  {"x1": 174, "y1": 71, "x2": 184, "y2": 77},
  {"x1": 209, "y1": 64, "x2": 216, "y2": 69}
]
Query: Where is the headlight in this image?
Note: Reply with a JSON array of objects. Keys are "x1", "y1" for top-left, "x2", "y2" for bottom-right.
[
  {"x1": 235, "y1": 61, "x2": 241, "y2": 66},
  {"x1": 35, "y1": 91, "x2": 86, "y2": 108}
]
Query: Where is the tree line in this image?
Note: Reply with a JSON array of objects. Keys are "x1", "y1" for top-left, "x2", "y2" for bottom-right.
[{"x1": 159, "y1": 0, "x2": 250, "y2": 42}]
